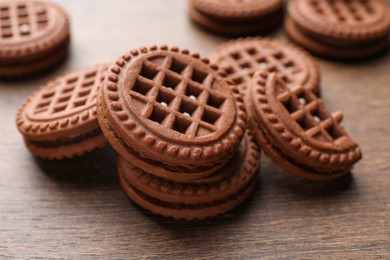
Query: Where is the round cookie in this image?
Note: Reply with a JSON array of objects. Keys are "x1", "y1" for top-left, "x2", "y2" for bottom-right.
[
  {"x1": 188, "y1": 0, "x2": 283, "y2": 36},
  {"x1": 16, "y1": 63, "x2": 110, "y2": 159},
  {"x1": 210, "y1": 37, "x2": 320, "y2": 95},
  {"x1": 98, "y1": 45, "x2": 247, "y2": 181},
  {"x1": 0, "y1": 0, "x2": 70, "y2": 77},
  {"x1": 246, "y1": 71, "x2": 362, "y2": 181},
  {"x1": 286, "y1": 0, "x2": 390, "y2": 60},
  {"x1": 118, "y1": 132, "x2": 260, "y2": 220}
]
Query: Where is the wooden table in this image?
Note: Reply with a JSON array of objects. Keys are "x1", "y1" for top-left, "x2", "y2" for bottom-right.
[{"x1": 1, "y1": 1, "x2": 389, "y2": 258}]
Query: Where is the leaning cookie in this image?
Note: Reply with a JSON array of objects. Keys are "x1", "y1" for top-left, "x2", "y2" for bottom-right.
[
  {"x1": 16, "y1": 63, "x2": 110, "y2": 159},
  {"x1": 0, "y1": 0, "x2": 70, "y2": 78},
  {"x1": 118, "y1": 131, "x2": 260, "y2": 220},
  {"x1": 246, "y1": 71, "x2": 362, "y2": 181},
  {"x1": 97, "y1": 45, "x2": 247, "y2": 181}
]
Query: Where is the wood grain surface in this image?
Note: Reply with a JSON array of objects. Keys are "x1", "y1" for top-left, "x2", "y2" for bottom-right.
[{"x1": 1, "y1": 0, "x2": 389, "y2": 259}]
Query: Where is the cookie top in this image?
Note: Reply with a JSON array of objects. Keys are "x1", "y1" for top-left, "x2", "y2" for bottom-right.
[
  {"x1": 99, "y1": 45, "x2": 247, "y2": 168},
  {"x1": 247, "y1": 71, "x2": 361, "y2": 173},
  {"x1": 17, "y1": 63, "x2": 109, "y2": 141},
  {"x1": 288, "y1": 0, "x2": 390, "y2": 41},
  {"x1": 189, "y1": 0, "x2": 283, "y2": 21},
  {"x1": 0, "y1": 0, "x2": 69, "y2": 60},
  {"x1": 210, "y1": 37, "x2": 320, "y2": 95},
  {"x1": 119, "y1": 131, "x2": 260, "y2": 204}
]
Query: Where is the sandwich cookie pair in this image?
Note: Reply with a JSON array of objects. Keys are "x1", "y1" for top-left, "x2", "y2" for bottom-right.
[
  {"x1": 16, "y1": 63, "x2": 109, "y2": 159},
  {"x1": 0, "y1": 0, "x2": 70, "y2": 78},
  {"x1": 98, "y1": 45, "x2": 260, "y2": 219},
  {"x1": 245, "y1": 71, "x2": 362, "y2": 181}
]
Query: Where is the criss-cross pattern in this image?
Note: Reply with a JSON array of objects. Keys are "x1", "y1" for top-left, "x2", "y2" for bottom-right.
[
  {"x1": 0, "y1": 2, "x2": 48, "y2": 40},
  {"x1": 221, "y1": 46, "x2": 303, "y2": 92},
  {"x1": 277, "y1": 84, "x2": 345, "y2": 143},
  {"x1": 129, "y1": 55, "x2": 229, "y2": 138},
  {"x1": 309, "y1": 0, "x2": 375, "y2": 23},
  {"x1": 33, "y1": 66, "x2": 107, "y2": 117}
]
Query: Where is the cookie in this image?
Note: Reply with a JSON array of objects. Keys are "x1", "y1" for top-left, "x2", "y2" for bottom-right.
[
  {"x1": 16, "y1": 63, "x2": 109, "y2": 159},
  {"x1": 118, "y1": 131, "x2": 260, "y2": 220},
  {"x1": 188, "y1": 0, "x2": 283, "y2": 36},
  {"x1": 0, "y1": 0, "x2": 70, "y2": 78},
  {"x1": 210, "y1": 37, "x2": 320, "y2": 95},
  {"x1": 286, "y1": 0, "x2": 390, "y2": 60},
  {"x1": 246, "y1": 71, "x2": 362, "y2": 181},
  {"x1": 188, "y1": 3, "x2": 283, "y2": 37},
  {"x1": 98, "y1": 45, "x2": 247, "y2": 181}
]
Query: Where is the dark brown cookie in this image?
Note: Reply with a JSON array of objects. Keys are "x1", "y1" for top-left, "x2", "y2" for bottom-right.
[
  {"x1": 0, "y1": 0, "x2": 70, "y2": 77},
  {"x1": 97, "y1": 45, "x2": 247, "y2": 181},
  {"x1": 16, "y1": 63, "x2": 109, "y2": 159},
  {"x1": 118, "y1": 131, "x2": 260, "y2": 220},
  {"x1": 210, "y1": 37, "x2": 320, "y2": 95},
  {"x1": 286, "y1": 0, "x2": 390, "y2": 60},
  {"x1": 188, "y1": 0, "x2": 283, "y2": 36},
  {"x1": 246, "y1": 71, "x2": 362, "y2": 181}
]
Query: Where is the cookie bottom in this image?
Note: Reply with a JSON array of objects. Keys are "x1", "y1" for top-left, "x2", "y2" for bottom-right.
[
  {"x1": 119, "y1": 131, "x2": 260, "y2": 203},
  {"x1": 119, "y1": 168, "x2": 258, "y2": 220},
  {"x1": 285, "y1": 17, "x2": 389, "y2": 60},
  {"x1": 0, "y1": 41, "x2": 69, "y2": 78},
  {"x1": 188, "y1": 4, "x2": 283, "y2": 37},
  {"x1": 25, "y1": 133, "x2": 106, "y2": 160},
  {"x1": 117, "y1": 131, "x2": 260, "y2": 220}
]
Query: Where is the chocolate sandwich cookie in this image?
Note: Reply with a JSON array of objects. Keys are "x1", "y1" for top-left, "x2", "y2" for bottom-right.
[
  {"x1": 246, "y1": 71, "x2": 362, "y2": 181},
  {"x1": 16, "y1": 63, "x2": 109, "y2": 159},
  {"x1": 286, "y1": 0, "x2": 390, "y2": 60},
  {"x1": 210, "y1": 37, "x2": 320, "y2": 95},
  {"x1": 0, "y1": 0, "x2": 70, "y2": 78},
  {"x1": 118, "y1": 131, "x2": 260, "y2": 220},
  {"x1": 98, "y1": 45, "x2": 247, "y2": 181},
  {"x1": 188, "y1": 0, "x2": 284, "y2": 36}
]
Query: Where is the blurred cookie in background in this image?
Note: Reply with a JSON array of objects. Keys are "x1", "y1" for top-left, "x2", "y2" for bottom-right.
[
  {"x1": 188, "y1": 0, "x2": 284, "y2": 37},
  {"x1": 0, "y1": 0, "x2": 70, "y2": 78}
]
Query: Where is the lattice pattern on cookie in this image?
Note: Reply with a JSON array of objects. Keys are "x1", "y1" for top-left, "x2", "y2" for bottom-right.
[
  {"x1": 277, "y1": 84, "x2": 345, "y2": 143},
  {"x1": 220, "y1": 44, "x2": 303, "y2": 92},
  {"x1": 33, "y1": 66, "x2": 107, "y2": 117},
  {"x1": 0, "y1": 2, "x2": 48, "y2": 40},
  {"x1": 309, "y1": 0, "x2": 377, "y2": 23},
  {"x1": 129, "y1": 55, "x2": 229, "y2": 137}
]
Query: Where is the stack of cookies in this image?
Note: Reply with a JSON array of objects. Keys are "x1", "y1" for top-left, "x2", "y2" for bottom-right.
[
  {"x1": 16, "y1": 39, "x2": 364, "y2": 218},
  {"x1": 97, "y1": 45, "x2": 261, "y2": 220},
  {"x1": 0, "y1": 0, "x2": 70, "y2": 78},
  {"x1": 188, "y1": 0, "x2": 284, "y2": 36}
]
